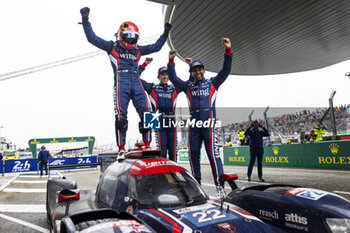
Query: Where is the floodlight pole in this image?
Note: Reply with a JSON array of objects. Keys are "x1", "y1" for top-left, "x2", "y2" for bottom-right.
[
  {"x1": 263, "y1": 106, "x2": 271, "y2": 145},
  {"x1": 329, "y1": 91, "x2": 337, "y2": 140},
  {"x1": 248, "y1": 110, "x2": 254, "y2": 122}
]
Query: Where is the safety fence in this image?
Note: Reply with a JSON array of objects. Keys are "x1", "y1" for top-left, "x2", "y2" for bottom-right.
[
  {"x1": 1, "y1": 156, "x2": 98, "y2": 174},
  {"x1": 3, "y1": 140, "x2": 349, "y2": 174},
  {"x1": 223, "y1": 140, "x2": 350, "y2": 169}
]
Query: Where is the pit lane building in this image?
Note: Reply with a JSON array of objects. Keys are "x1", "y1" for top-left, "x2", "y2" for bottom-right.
[{"x1": 148, "y1": 0, "x2": 350, "y2": 75}]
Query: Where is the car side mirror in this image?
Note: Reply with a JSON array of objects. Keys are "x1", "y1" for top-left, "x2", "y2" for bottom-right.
[
  {"x1": 58, "y1": 189, "x2": 80, "y2": 203},
  {"x1": 57, "y1": 189, "x2": 80, "y2": 217},
  {"x1": 222, "y1": 173, "x2": 238, "y2": 190}
]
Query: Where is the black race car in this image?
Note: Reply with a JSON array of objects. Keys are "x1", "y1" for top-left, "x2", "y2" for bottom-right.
[
  {"x1": 47, "y1": 148, "x2": 279, "y2": 232},
  {"x1": 223, "y1": 173, "x2": 350, "y2": 233}
]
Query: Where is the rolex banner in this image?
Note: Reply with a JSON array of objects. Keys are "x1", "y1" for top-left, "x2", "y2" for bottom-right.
[{"x1": 223, "y1": 140, "x2": 350, "y2": 169}]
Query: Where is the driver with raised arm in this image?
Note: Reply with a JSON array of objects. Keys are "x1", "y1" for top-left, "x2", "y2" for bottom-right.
[
  {"x1": 80, "y1": 7, "x2": 171, "y2": 159},
  {"x1": 167, "y1": 38, "x2": 233, "y2": 198}
]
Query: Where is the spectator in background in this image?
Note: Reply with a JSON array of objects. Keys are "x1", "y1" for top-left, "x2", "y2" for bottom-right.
[
  {"x1": 225, "y1": 134, "x2": 233, "y2": 146},
  {"x1": 314, "y1": 123, "x2": 326, "y2": 141},
  {"x1": 245, "y1": 120, "x2": 270, "y2": 182},
  {"x1": 305, "y1": 130, "x2": 317, "y2": 142},
  {"x1": 38, "y1": 146, "x2": 51, "y2": 176},
  {"x1": 237, "y1": 125, "x2": 245, "y2": 145},
  {"x1": 218, "y1": 104, "x2": 349, "y2": 145}
]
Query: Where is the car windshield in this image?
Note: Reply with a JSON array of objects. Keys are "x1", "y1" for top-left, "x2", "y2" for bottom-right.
[{"x1": 127, "y1": 170, "x2": 207, "y2": 208}]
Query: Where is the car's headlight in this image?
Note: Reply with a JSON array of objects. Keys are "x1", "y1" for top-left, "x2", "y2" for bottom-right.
[{"x1": 326, "y1": 218, "x2": 350, "y2": 233}]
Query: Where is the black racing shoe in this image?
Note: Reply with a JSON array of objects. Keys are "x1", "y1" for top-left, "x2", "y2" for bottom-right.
[
  {"x1": 247, "y1": 176, "x2": 251, "y2": 182},
  {"x1": 258, "y1": 177, "x2": 265, "y2": 182}
]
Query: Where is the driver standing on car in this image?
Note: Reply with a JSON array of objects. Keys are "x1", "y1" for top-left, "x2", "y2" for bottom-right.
[
  {"x1": 38, "y1": 146, "x2": 51, "y2": 176},
  {"x1": 167, "y1": 38, "x2": 233, "y2": 198},
  {"x1": 80, "y1": 7, "x2": 171, "y2": 159},
  {"x1": 138, "y1": 58, "x2": 182, "y2": 161}
]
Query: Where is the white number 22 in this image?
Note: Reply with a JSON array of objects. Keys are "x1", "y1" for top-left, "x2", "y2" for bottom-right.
[{"x1": 192, "y1": 209, "x2": 227, "y2": 223}]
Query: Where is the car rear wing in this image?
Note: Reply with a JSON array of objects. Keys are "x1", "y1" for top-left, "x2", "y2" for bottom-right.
[
  {"x1": 47, "y1": 178, "x2": 78, "y2": 219},
  {"x1": 222, "y1": 173, "x2": 239, "y2": 190}
]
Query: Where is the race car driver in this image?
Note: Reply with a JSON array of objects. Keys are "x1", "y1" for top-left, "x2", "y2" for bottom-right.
[
  {"x1": 138, "y1": 58, "x2": 182, "y2": 161},
  {"x1": 167, "y1": 38, "x2": 233, "y2": 198},
  {"x1": 80, "y1": 7, "x2": 171, "y2": 159}
]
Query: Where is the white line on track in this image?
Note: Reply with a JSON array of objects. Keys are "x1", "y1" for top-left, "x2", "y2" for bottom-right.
[
  {"x1": 202, "y1": 182, "x2": 227, "y2": 188},
  {"x1": 19, "y1": 174, "x2": 44, "y2": 177},
  {"x1": 0, "y1": 204, "x2": 46, "y2": 213},
  {"x1": 333, "y1": 191, "x2": 350, "y2": 195},
  {"x1": 235, "y1": 180, "x2": 272, "y2": 185},
  {"x1": 16, "y1": 170, "x2": 63, "y2": 178},
  {"x1": 0, "y1": 173, "x2": 20, "y2": 192},
  {"x1": 13, "y1": 180, "x2": 47, "y2": 184},
  {"x1": 55, "y1": 170, "x2": 63, "y2": 178},
  {"x1": 3, "y1": 188, "x2": 46, "y2": 193},
  {"x1": 0, "y1": 213, "x2": 49, "y2": 233},
  {"x1": 58, "y1": 169, "x2": 98, "y2": 175},
  {"x1": 17, "y1": 175, "x2": 58, "y2": 178}
]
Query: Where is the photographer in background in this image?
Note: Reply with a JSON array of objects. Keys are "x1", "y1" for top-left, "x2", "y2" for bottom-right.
[
  {"x1": 245, "y1": 120, "x2": 270, "y2": 182},
  {"x1": 305, "y1": 129, "x2": 317, "y2": 143}
]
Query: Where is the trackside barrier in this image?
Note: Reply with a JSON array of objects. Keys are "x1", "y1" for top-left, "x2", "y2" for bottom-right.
[
  {"x1": 1, "y1": 156, "x2": 98, "y2": 173},
  {"x1": 1, "y1": 160, "x2": 4, "y2": 176},
  {"x1": 223, "y1": 140, "x2": 350, "y2": 169},
  {"x1": 49, "y1": 156, "x2": 98, "y2": 170},
  {"x1": 177, "y1": 148, "x2": 223, "y2": 165},
  {"x1": 4, "y1": 159, "x2": 39, "y2": 173}
]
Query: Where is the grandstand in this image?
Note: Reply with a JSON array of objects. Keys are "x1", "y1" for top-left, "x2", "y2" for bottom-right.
[
  {"x1": 53, "y1": 146, "x2": 89, "y2": 158},
  {"x1": 219, "y1": 104, "x2": 350, "y2": 145}
]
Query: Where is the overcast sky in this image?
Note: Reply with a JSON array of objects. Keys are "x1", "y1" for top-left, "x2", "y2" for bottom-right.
[{"x1": 0, "y1": 0, "x2": 349, "y2": 149}]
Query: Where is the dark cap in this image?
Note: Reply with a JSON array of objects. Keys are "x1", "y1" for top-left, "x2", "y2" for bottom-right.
[
  {"x1": 158, "y1": 67, "x2": 167, "y2": 76},
  {"x1": 41, "y1": 146, "x2": 46, "y2": 150},
  {"x1": 189, "y1": 60, "x2": 204, "y2": 72}
]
